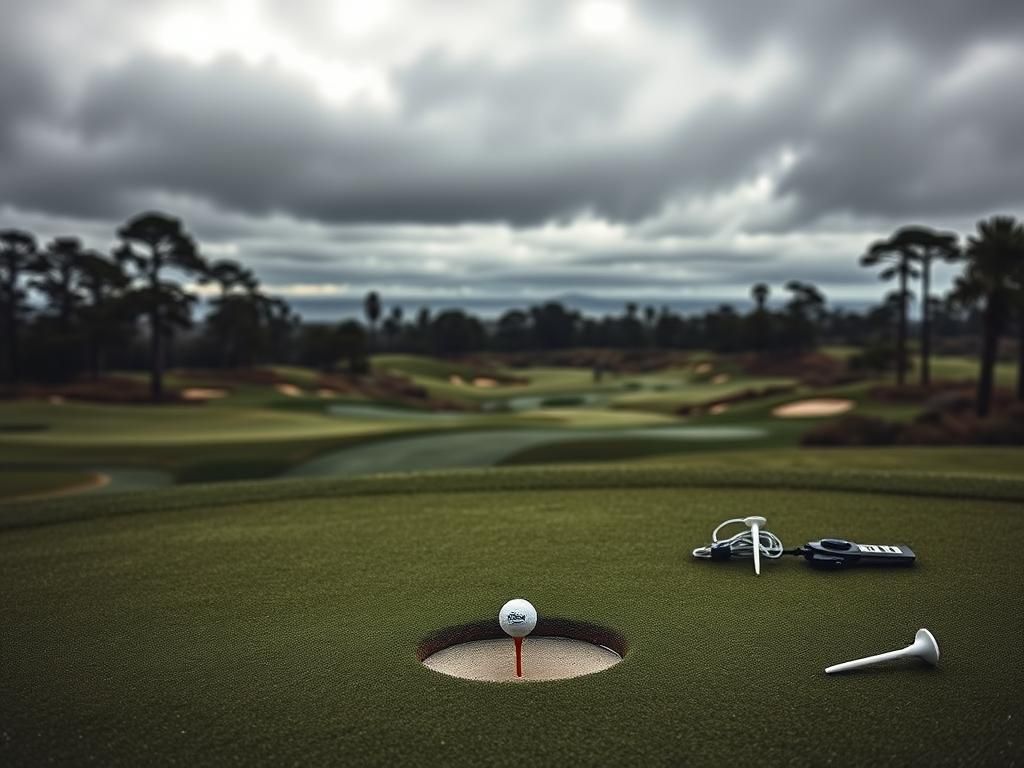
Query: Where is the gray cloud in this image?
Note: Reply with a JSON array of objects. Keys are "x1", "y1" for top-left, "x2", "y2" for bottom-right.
[{"x1": 1, "y1": 0, "x2": 1022, "y2": 313}]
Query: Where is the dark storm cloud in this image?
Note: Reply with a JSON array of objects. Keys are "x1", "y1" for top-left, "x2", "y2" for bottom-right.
[
  {"x1": 641, "y1": 0, "x2": 1024, "y2": 58},
  {"x1": 0, "y1": 47, "x2": 803, "y2": 226},
  {"x1": 1, "y1": 0, "x2": 1022, "y2": 307}
]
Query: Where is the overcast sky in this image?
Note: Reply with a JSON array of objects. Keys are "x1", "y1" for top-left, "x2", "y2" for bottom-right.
[{"x1": 2, "y1": 0, "x2": 1023, "y2": 317}]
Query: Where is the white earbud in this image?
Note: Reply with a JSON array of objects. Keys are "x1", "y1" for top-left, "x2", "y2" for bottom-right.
[{"x1": 744, "y1": 516, "x2": 767, "y2": 576}]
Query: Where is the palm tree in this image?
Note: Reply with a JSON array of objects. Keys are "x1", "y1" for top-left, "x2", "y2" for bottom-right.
[
  {"x1": 0, "y1": 230, "x2": 38, "y2": 383},
  {"x1": 114, "y1": 212, "x2": 206, "y2": 401},
  {"x1": 751, "y1": 283, "x2": 769, "y2": 313},
  {"x1": 958, "y1": 216, "x2": 1024, "y2": 416},
  {"x1": 750, "y1": 283, "x2": 770, "y2": 352},
  {"x1": 364, "y1": 291, "x2": 381, "y2": 352},
  {"x1": 861, "y1": 234, "x2": 920, "y2": 386},
  {"x1": 889, "y1": 226, "x2": 960, "y2": 387}
]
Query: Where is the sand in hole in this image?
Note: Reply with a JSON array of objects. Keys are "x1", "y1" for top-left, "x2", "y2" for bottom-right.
[
  {"x1": 423, "y1": 637, "x2": 621, "y2": 682},
  {"x1": 773, "y1": 398, "x2": 854, "y2": 418}
]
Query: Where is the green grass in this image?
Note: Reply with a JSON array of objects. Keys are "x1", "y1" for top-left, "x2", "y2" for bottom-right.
[
  {"x1": 1, "y1": 464, "x2": 1022, "y2": 765},
  {"x1": 639, "y1": 446, "x2": 1024, "y2": 476},
  {"x1": 0, "y1": 470, "x2": 96, "y2": 500},
  {"x1": 607, "y1": 376, "x2": 795, "y2": 413}
]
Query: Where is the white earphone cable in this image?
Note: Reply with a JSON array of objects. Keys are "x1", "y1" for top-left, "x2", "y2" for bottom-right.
[{"x1": 691, "y1": 518, "x2": 786, "y2": 561}]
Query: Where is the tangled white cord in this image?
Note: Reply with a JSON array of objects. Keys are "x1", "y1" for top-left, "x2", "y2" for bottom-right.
[{"x1": 691, "y1": 518, "x2": 786, "y2": 560}]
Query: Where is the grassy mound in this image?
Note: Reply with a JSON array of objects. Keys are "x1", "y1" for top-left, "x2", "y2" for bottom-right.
[{"x1": 2, "y1": 465, "x2": 1023, "y2": 765}]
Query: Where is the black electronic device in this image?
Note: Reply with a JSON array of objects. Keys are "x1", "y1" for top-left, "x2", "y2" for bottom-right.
[
  {"x1": 797, "y1": 539, "x2": 916, "y2": 569},
  {"x1": 692, "y1": 518, "x2": 917, "y2": 572}
]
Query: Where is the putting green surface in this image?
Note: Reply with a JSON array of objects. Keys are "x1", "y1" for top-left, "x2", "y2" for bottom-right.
[{"x1": 2, "y1": 466, "x2": 1022, "y2": 766}]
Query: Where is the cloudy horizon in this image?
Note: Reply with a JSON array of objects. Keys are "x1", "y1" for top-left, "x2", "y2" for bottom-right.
[{"x1": 2, "y1": 0, "x2": 1023, "y2": 319}]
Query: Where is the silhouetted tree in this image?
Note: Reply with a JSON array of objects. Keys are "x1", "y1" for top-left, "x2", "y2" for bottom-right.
[
  {"x1": 955, "y1": 216, "x2": 1024, "y2": 416},
  {"x1": 751, "y1": 283, "x2": 769, "y2": 313},
  {"x1": 530, "y1": 302, "x2": 578, "y2": 349},
  {"x1": 431, "y1": 310, "x2": 485, "y2": 356},
  {"x1": 891, "y1": 226, "x2": 960, "y2": 386},
  {"x1": 364, "y1": 291, "x2": 381, "y2": 351},
  {"x1": 784, "y1": 281, "x2": 826, "y2": 354},
  {"x1": 496, "y1": 309, "x2": 531, "y2": 351},
  {"x1": 0, "y1": 230, "x2": 38, "y2": 383},
  {"x1": 750, "y1": 283, "x2": 770, "y2": 351},
  {"x1": 33, "y1": 237, "x2": 90, "y2": 333},
  {"x1": 382, "y1": 305, "x2": 403, "y2": 349},
  {"x1": 114, "y1": 212, "x2": 206, "y2": 401},
  {"x1": 861, "y1": 233, "x2": 919, "y2": 385},
  {"x1": 202, "y1": 260, "x2": 263, "y2": 367},
  {"x1": 77, "y1": 251, "x2": 130, "y2": 378},
  {"x1": 337, "y1": 320, "x2": 369, "y2": 374},
  {"x1": 299, "y1": 324, "x2": 343, "y2": 372}
]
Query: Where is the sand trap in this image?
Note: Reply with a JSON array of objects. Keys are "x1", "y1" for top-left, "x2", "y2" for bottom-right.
[
  {"x1": 694, "y1": 362, "x2": 712, "y2": 374},
  {"x1": 448, "y1": 375, "x2": 465, "y2": 386},
  {"x1": 423, "y1": 637, "x2": 621, "y2": 682},
  {"x1": 472, "y1": 377, "x2": 499, "y2": 388},
  {"x1": 709, "y1": 403, "x2": 729, "y2": 415},
  {"x1": 275, "y1": 383, "x2": 303, "y2": 397},
  {"x1": 181, "y1": 387, "x2": 228, "y2": 401},
  {"x1": 711, "y1": 374, "x2": 730, "y2": 384},
  {"x1": 316, "y1": 388, "x2": 338, "y2": 398},
  {"x1": 773, "y1": 398, "x2": 854, "y2": 418}
]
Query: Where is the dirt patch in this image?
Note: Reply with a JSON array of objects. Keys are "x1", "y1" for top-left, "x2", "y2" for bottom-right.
[{"x1": 773, "y1": 398, "x2": 855, "y2": 418}]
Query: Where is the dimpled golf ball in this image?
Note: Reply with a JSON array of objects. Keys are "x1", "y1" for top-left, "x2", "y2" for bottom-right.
[{"x1": 499, "y1": 598, "x2": 537, "y2": 638}]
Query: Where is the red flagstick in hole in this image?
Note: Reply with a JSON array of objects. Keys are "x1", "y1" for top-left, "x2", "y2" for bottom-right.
[{"x1": 514, "y1": 636, "x2": 523, "y2": 677}]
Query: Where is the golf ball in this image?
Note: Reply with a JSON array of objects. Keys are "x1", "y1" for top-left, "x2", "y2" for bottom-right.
[{"x1": 499, "y1": 598, "x2": 537, "y2": 638}]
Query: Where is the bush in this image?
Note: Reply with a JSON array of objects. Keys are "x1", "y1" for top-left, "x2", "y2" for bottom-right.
[{"x1": 802, "y1": 415, "x2": 902, "y2": 446}]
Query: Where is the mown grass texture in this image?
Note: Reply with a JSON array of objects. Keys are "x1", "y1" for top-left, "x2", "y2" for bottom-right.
[{"x1": 1, "y1": 466, "x2": 1022, "y2": 766}]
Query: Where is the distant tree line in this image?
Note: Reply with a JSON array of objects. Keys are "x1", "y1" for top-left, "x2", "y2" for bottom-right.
[
  {"x1": 1, "y1": 212, "x2": 298, "y2": 399},
  {"x1": 2, "y1": 211, "x2": 1022, "y2": 412}
]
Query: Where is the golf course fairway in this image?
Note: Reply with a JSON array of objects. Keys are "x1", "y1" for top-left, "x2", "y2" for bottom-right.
[{"x1": 1, "y1": 465, "x2": 1022, "y2": 765}]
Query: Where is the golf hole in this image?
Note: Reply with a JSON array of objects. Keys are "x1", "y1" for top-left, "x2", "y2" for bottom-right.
[{"x1": 418, "y1": 617, "x2": 626, "y2": 682}]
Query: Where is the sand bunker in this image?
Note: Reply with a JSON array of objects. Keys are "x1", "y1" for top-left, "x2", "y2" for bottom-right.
[
  {"x1": 773, "y1": 398, "x2": 854, "y2": 418},
  {"x1": 423, "y1": 637, "x2": 621, "y2": 682},
  {"x1": 316, "y1": 388, "x2": 338, "y2": 399},
  {"x1": 709, "y1": 403, "x2": 729, "y2": 415},
  {"x1": 472, "y1": 377, "x2": 499, "y2": 388},
  {"x1": 694, "y1": 362, "x2": 712, "y2": 374},
  {"x1": 181, "y1": 387, "x2": 228, "y2": 401},
  {"x1": 711, "y1": 374, "x2": 730, "y2": 384},
  {"x1": 448, "y1": 375, "x2": 465, "y2": 386},
  {"x1": 275, "y1": 383, "x2": 303, "y2": 397}
]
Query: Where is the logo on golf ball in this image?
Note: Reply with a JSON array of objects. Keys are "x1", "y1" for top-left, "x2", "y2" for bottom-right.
[{"x1": 499, "y1": 598, "x2": 537, "y2": 638}]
